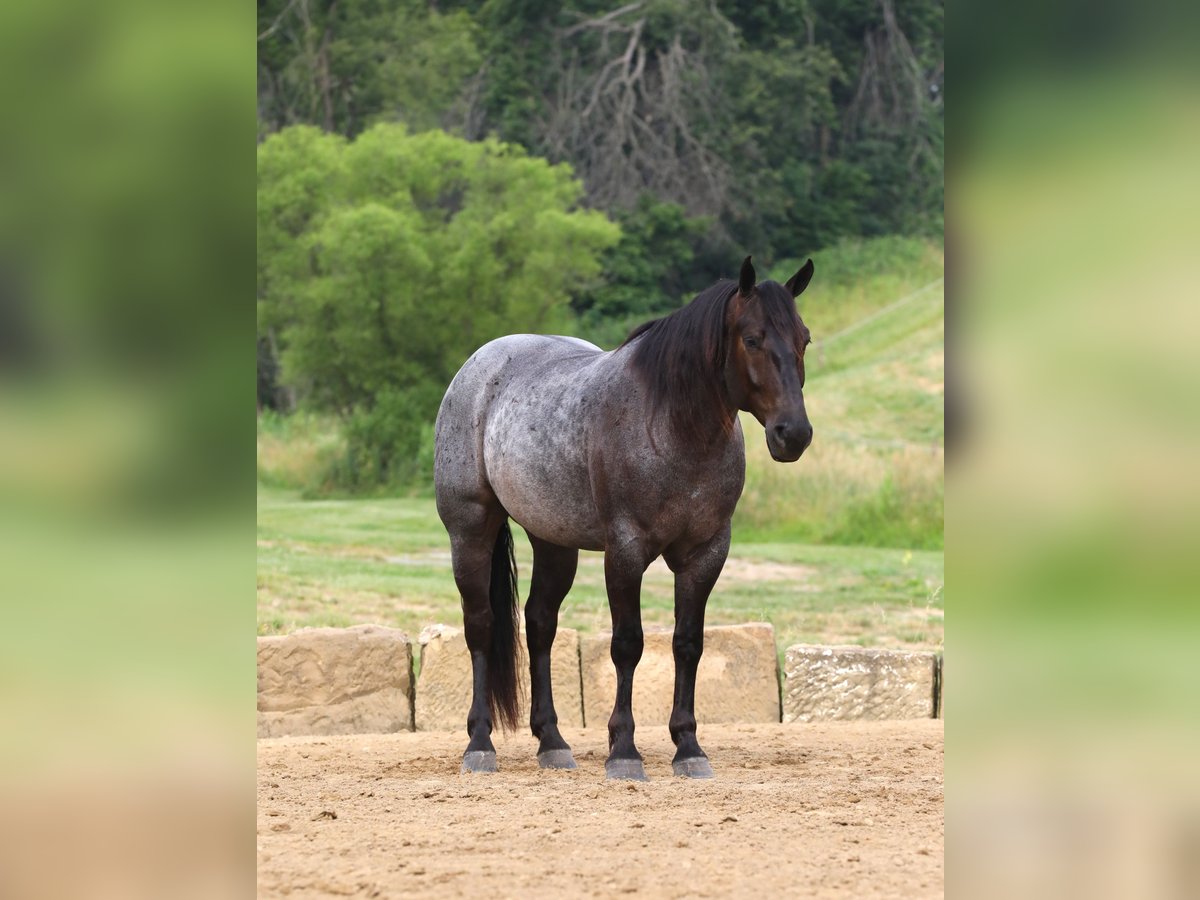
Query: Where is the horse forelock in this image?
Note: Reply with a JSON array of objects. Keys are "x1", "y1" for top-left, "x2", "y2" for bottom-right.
[{"x1": 754, "y1": 280, "x2": 811, "y2": 351}]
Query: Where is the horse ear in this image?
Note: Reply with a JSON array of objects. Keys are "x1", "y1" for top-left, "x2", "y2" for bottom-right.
[
  {"x1": 739, "y1": 256, "x2": 756, "y2": 295},
  {"x1": 785, "y1": 259, "x2": 815, "y2": 298}
]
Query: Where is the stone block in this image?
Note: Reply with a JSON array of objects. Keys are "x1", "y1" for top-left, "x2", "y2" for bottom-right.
[
  {"x1": 782, "y1": 644, "x2": 937, "y2": 722},
  {"x1": 580, "y1": 623, "x2": 780, "y2": 727},
  {"x1": 414, "y1": 624, "x2": 583, "y2": 732},
  {"x1": 257, "y1": 625, "x2": 413, "y2": 738}
]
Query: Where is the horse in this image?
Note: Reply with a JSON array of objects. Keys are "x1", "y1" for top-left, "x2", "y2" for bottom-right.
[{"x1": 433, "y1": 255, "x2": 815, "y2": 780}]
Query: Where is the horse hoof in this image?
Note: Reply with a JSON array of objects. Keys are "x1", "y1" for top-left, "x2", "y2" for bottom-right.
[
  {"x1": 537, "y1": 749, "x2": 578, "y2": 770},
  {"x1": 672, "y1": 757, "x2": 714, "y2": 779},
  {"x1": 460, "y1": 751, "x2": 497, "y2": 774},
  {"x1": 605, "y1": 759, "x2": 648, "y2": 782}
]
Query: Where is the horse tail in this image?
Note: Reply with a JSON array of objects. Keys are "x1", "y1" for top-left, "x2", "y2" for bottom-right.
[{"x1": 487, "y1": 518, "x2": 523, "y2": 732}]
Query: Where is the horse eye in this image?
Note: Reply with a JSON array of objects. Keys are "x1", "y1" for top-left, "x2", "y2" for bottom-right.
[{"x1": 744, "y1": 336, "x2": 760, "y2": 349}]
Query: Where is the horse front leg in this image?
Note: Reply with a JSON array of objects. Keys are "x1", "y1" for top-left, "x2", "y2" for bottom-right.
[
  {"x1": 603, "y1": 532, "x2": 650, "y2": 781},
  {"x1": 664, "y1": 523, "x2": 731, "y2": 779}
]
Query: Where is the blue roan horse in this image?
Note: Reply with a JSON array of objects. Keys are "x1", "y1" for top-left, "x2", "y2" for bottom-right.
[{"x1": 434, "y1": 256, "x2": 815, "y2": 780}]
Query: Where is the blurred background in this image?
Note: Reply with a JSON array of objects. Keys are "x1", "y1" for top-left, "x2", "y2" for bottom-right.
[
  {"x1": 0, "y1": 1, "x2": 249, "y2": 897},
  {"x1": 1, "y1": 0, "x2": 1198, "y2": 896},
  {"x1": 951, "y1": 3, "x2": 1200, "y2": 898}
]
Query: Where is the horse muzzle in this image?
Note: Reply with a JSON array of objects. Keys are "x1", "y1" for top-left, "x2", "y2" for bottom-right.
[{"x1": 766, "y1": 419, "x2": 813, "y2": 462}]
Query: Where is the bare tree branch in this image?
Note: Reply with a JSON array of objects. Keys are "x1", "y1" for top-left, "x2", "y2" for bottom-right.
[
  {"x1": 258, "y1": 0, "x2": 300, "y2": 43},
  {"x1": 561, "y1": 2, "x2": 646, "y2": 37},
  {"x1": 533, "y1": 2, "x2": 735, "y2": 217},
  {"x1": 844, "y1": 0, "x2": 939, "y2": 173}
]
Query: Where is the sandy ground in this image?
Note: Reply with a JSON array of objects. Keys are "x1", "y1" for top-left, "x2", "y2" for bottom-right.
[{"x1": 258, "y1": 720, "x2": 943, "y2": 898}]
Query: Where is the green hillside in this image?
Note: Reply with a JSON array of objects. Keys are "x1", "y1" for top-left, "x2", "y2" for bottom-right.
[{"x1": 735, "y1": 238, "x2": 944, "y2": 548}]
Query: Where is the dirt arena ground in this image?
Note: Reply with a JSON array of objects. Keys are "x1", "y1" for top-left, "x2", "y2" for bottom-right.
[{"x1": 258, "y1": 720, "x2": 943, "y2": 898}]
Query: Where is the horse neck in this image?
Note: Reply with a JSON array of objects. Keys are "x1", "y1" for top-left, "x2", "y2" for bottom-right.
[{"x1": 635, "y1": 345, "x2": 740, "y2": 452}]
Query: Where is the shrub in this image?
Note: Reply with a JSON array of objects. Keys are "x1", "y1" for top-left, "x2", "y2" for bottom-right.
[{"x1": 321, "y1": 388, "x2": 439, "y2": 495}]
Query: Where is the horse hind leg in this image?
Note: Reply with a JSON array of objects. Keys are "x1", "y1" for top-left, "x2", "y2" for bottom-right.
[
  {"x1": 443, "y1": 497, "x2": 517, "y2": 774},
  {"x1": 525, "y1": 535, "x2": 579, "y2": 769}
]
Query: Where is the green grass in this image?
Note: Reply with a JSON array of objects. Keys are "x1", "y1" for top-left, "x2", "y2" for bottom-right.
[
  {"x1": 258, "y1": 487, "x2": 944, "y2": 655},
  {"x1": 770, "y1": 234, "x2": 945, "y2": 337}
]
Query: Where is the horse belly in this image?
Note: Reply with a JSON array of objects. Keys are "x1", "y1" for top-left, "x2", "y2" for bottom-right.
[
  {"x1": 486, "y1": 448, "x2": 604, "y2": 550},
  {"x1": 499, "y1": 483, "x2": 604, "y2": 550}
]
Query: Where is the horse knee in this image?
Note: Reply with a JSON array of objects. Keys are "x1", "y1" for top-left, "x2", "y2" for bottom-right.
[{"x1": 610, "y1": 629, "x2": 644, "y2": 668}]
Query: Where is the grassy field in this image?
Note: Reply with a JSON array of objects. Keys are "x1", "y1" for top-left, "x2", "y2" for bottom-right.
[
  {"x1": 257, "y1": 488, "x2": 944, "y2": 656},
  {"x1": 259, "y1": 236, "x2": 943, "y2": 549},
  {"x1": 257, "y1": 235, "x2": 944, "y2": 654}
]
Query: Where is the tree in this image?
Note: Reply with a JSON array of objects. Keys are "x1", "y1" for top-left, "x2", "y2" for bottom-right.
[
  {"x1": 533, "y1": 0, "x2": 739, "y2": 216},
  {"x1": 257, "y1": 0, "x2": 481, "y2": 138},
  {"x1": 258, "y1": 0, "x2": 943, "y2": 257},
  {"x1": 258, "y1": 123, "x2": 620, "y2": 417},
  {"x1": 571, "y1": 195, "x2": 714, "y2": 346}
]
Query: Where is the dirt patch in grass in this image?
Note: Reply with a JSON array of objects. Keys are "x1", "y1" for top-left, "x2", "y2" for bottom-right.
[{"x1": 718, "y1": 557, "x2": 819, "y2": 584}]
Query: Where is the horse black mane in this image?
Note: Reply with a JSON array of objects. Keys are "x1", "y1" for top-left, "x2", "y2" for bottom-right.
[{"x1": 621, "y1": 278, "x2": 807, "y2": 445}]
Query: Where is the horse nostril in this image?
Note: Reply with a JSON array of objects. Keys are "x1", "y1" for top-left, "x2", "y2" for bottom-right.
[{"x1": 773, "y1": 421, "x2": 790, "y2": 439}]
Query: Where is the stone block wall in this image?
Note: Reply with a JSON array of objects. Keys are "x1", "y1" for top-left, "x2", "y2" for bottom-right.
[
  {"x1": 257, "y1": 625, "x2": 413, "y2": 738},
  {"x1": 256, "y1": 624, "x2": 946, "y2": 738}
]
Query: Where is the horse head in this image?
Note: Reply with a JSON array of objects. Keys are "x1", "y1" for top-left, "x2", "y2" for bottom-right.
[{"x1": 725, "y1": 256, "x2": 815, "y2": 462}]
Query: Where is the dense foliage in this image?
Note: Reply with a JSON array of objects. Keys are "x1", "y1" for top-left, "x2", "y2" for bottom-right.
[
  {"x1": 258, "y1": 124, "x2": 618, "y2": 485},
  {"x1": 258, "y1": 0, "x2": 942, "y2": 259},
  {"x1": 257, "y1": 0, "x2": 943, "y2": 496}
]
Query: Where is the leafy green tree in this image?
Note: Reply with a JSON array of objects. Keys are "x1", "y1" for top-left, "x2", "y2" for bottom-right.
[
  {"x1": 571, "y1": 196, "x2": 712, "y2": 344},
  {"x1": 258, "y1": 123, "x2": 619, "y2": 485},
  {"x1": 471, "y1": 0, "x2": 561, "y2": 147}
]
